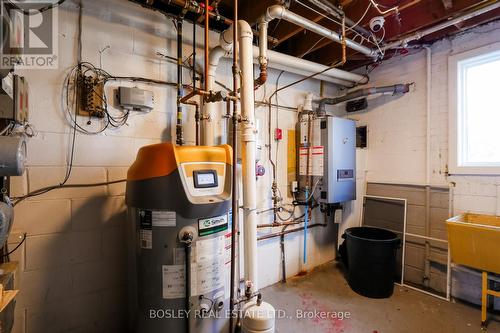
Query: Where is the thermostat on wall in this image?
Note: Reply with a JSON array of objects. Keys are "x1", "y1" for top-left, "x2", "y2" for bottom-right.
[{"x1": 117, "y1": 87, "x2": 154, "y2": 112}]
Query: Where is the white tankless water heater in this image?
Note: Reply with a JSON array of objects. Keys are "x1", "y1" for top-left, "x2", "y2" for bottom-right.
[{"x1": 126, "y1": 142, "x2": 233, "y2": 333}]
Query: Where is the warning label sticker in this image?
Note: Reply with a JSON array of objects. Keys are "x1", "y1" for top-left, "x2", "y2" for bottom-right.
[
  {"x1": 162, "y1": 234, "x2": 228, "y2": 299},
  {"x1": 162, "y1": 264, "x2": 197, "y2": 299},
  {"x1": 152, "y1": 211, "x2": 176, "y2": 227},
  {"x1": 139, "y1": 210, "x2": 153, "y2": 249},
  {"x1": 299, "y1": 146, "x2": 324, "y2": 176}
]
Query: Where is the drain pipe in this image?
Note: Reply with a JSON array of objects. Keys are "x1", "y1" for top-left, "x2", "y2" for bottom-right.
[
  {"x1": 202, "y1": 46, "x2": 229, "y2": 145},
  {"x1": 239, "y1": 20, "x2": 259, "y2": 294},
  {"x1": 316, "y1": 83, "x2": 411, "y2": 111},
  {"x1": 239, "y1": 19, "x2": 276, "y2": 333}
]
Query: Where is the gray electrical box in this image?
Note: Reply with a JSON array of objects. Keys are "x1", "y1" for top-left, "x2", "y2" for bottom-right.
[
  {"x1": 0, "y1": 74, "x2": 29, "y2": 123},
  {"x1": 319, "y1": 116, "x2": 356, "y2": 204},
  {"x1": 117, "y1": 86, "x2": 154, "y2": 112}
]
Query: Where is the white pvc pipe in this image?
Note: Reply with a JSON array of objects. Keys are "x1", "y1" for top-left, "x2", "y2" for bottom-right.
[
  {"x1": 257, "y1": 48, "x2": 367, "y2": 85},
  {"x1": 219, "y1": 45, "x2": 368, "y2": 85},
  {"x1": 239, "y1": 20, "x2": 259, "y2": 292},
  {"x1": 202, "y1": 46, "x2": 228, "y2": 146}
]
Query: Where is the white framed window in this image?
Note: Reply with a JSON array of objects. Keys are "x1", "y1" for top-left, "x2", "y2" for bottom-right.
[{"x1": 449, "y1": 42, "x2": 500, "y2": 174}]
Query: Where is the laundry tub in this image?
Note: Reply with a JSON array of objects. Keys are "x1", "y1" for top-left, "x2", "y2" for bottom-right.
[{"x1": 446, "y1": 213, "x2": 500, "y2": 329}]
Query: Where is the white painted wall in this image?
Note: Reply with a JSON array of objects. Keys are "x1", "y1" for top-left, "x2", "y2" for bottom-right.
[
  {"x1": 336, "y1": 19, "x2": 500, "y2": 308},
  {"x1": 8, "y1": 0, "x2": 341, "y2": 332}
]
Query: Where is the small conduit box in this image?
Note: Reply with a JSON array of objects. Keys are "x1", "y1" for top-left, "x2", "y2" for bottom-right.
[{"x1": 117, "y1": 87, "x2": 154, "y2": 112}]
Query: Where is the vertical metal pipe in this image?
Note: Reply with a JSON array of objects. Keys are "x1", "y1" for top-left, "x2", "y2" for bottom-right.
[
  {"x1": 229, "y1": 2, "x2": 239, "y2": 332},
  {"x1": 195, "y1": 104, "x2": 200, "y2": 146},
  {"x1": 193, "y1": 19, "x2": 200, "y2": 146},
  {"x1": 204, "y1": 0, "x2": 209, "y2": 91},
  {"x1": 280, "y1": 227, "x2": 286, "y2": 283},
  {"x1": 424, "y1": 186, "x2": 431, "y2": 287},
  {"x1": 176, "y1": 18, "x2": 184, "y2": 146},
  {"x1": 192, "y1": 19, "x2": 196, "y2": 90},
  {"x1": 183, "y1": 238, "x2": 192, "y2": 333}
]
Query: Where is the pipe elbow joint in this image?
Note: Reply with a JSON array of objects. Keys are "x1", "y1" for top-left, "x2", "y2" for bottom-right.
[
  {"x1": 265, "y1": 5, "x2": 285, "y2": 22},
  {"x1": 220, "y1": 26, "x2": 234, "y2": 52},
  {"x1": 237, "y1": 20, "x2": 253, "y2": 39}
]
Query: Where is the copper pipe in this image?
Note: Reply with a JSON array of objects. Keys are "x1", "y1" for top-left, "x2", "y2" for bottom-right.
[
  {"x1": 257, "y1": 223, "x2": 327, "y2": 241},
  {"x1": 195, "y1": 104, "x2": 200, "y2": 145},
  {"x1": 341, "y1": 15, "x2": 346, "y2": 65},
  {"x1": 204, "y1": 0, "x2": 209, "y2": 91},
  {"x1": 180, "y1": 89, "x2": 203, "y2": 104},
  {"x1": 229, "y1": 0, "x2": 239, "y2": 331},
  {"x1": 158, "y1": 0, "x2": 279, "y2": 44},
  {"x1": 180, "y1": 88, "x2": 238, "y2": 104},
  {"x1": 254, "y1": 62, "x2": 268, "y2": 90},
  {"x1": 257, "y1": 220, "x2": 303, "y2": 228}
]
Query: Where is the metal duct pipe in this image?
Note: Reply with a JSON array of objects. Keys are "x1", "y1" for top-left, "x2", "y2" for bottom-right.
[
  {"x1": 381, "y1": 1, "x2": 500, "y2": 51},
  {"x1": 303, "y1": 0, "x2": 373, "y2": 39},
  {"x1": 317, "y1": 83, "x2": 411, "y2": 110},
  {"x1": 260, "y1": 5, "x2": 378, "y2": 58}
]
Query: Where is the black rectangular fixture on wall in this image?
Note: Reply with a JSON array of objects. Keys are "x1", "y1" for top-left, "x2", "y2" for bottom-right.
[{"x1": 356, "y1": 126, "x2": 367, "y2": 148}]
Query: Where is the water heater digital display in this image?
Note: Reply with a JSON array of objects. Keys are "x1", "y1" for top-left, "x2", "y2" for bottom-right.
[{"x1": 193, "y1": 170, "x2": 218, "y2": 188}]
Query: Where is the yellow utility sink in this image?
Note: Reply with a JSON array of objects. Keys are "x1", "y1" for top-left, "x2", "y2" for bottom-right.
[{"x1": 446, "y1": 213, "x2": 500, "y2": 329}]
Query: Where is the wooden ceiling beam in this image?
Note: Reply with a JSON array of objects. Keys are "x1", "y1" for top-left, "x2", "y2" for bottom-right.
[
  {"x1": 238, "y1": 0, "x2": 277, "y2": 25},
  {"x1": 269, "y1": 2, "x2": 326, "y2": 46},
  {"x1": 281, "y1": 0, "x2": 423, "y2": 58},
  {"x1": 305, "y1": 0, "x2": 491, "y2": 65},
  {"x1": 276, "y1": 14, "x2": 324, "y2": 45}
]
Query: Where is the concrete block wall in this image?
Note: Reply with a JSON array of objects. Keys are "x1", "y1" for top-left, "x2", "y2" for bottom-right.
[
  {"x1": 341, "y1": 20, "x2": 500, "y2": 308},
  {"x1": 6, "y1": 0, "x2": 341, "y2": 332}
]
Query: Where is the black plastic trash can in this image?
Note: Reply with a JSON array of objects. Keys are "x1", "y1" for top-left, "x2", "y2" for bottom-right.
[{"x1": 342, "y1": 227, "x2": 400, "y2": 298}]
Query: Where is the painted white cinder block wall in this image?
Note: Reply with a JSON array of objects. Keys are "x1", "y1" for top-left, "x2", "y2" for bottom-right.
[
  {"x1": 337, "y1": 19, "x2": 500, "y2": 308},
  {"x1": 8, "y1": 0, "x2": 340, "y2": 332}
]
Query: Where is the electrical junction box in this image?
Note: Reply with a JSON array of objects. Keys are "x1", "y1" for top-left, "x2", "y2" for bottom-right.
[
  {"x1": 0, "y1": 74, "x2": 29, "y2": 123},
  {"x1": 117, "y1": 86, "x2": 154, "y2": 112},
  {"x1": 319, "y1": 117, "x2": 356, "y2": 204}
]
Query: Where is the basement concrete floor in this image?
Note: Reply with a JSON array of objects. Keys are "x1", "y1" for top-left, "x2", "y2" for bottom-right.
[{"x1": 262, "y1": 262, "x2": 500, "y2": 333}]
